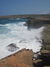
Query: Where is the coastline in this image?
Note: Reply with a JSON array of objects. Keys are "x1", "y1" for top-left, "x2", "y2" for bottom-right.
[{"x1": 0, "y1": 14, "x2": 50, "y2": 67}]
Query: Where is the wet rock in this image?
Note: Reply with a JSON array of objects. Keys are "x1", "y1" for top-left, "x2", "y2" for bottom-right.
[
  {"x1": 43, "y1": 26, "x2": 50, "y2": 44},
  {"x1": 26, "y1": 17, "x2": 50, "y2": 29},
  {"x1": 6, "y1": 43, "x2": 19, "y2": 52},
  {"x1": 39, "y1": 25, "x2": 50, "y2": 66},
  {"x1": 42, "y1": 26, "x2": 50, "y2": 50}
]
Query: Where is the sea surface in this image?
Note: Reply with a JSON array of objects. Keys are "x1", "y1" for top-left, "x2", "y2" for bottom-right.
[{"x1": 0, "y1": 18, "x2": 44, "y2": 59}]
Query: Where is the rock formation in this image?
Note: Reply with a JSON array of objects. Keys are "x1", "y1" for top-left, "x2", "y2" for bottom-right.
[
  {"x1": 6, "y1": 43, "x2": 19, "y2": 52},
  {"x1": 0, "y1": 49, "x2": 34, "y2": 67}
]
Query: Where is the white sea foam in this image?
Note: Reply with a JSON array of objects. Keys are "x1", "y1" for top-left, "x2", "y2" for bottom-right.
[{"x1": 0, "y1": 21, "x2": 44, "y2": 59}]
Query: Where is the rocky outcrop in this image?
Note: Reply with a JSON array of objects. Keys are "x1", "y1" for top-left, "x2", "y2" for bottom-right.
[
  {"x1": 6, "y1": 43, "x2": 19, "y2": 52},
  {"x1": 26, "y1": 17, "x2": 50, "y2": 29},
  {"x1": 32, "y1": 25, "x2": 50, "y2": 67},
  {"x1": 42, "y1": 26, "x2": 50, "y2": 50},
  {"x1": 33, "y1": 25, "x2": 50, "y2": 67},
  {"x1": 0, "y1": 49, "x2": 34, "y2": 67}
]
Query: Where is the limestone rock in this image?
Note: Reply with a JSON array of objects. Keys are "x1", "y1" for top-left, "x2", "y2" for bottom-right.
[{"x1": 0, "y1": 49, "x2": 34, "y2": 67}]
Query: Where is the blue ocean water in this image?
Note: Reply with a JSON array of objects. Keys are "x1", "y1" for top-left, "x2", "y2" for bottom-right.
[
  {"x1": 0, "y1": 18, "x2": 27, "y2": 24},
  {"x1": 0, "y1": 18, "x2": 27, "y2": 34}
]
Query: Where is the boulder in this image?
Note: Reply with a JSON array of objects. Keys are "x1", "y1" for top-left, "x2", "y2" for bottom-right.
[{"x1": 6, "y1": 43, "x2": 19, "y2": 52}]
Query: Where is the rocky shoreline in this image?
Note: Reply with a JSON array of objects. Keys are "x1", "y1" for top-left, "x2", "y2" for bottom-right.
[
  {"x1": 0, "y1": 15, "x2": 50, "y2": 67},
  {"x1": 25, "y1": 17, "x2": 50, "y2": 29}
]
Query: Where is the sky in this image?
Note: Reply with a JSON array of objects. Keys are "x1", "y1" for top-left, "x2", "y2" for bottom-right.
[{"x1": 0, "y1": 0, "x2": 50, "y2": 16}]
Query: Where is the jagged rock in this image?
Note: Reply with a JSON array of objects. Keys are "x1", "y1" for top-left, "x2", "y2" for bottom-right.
[
  {"x1": 42, "y1": 26, "x2": 50, "y2": 50},
  {"x1": 6, "y1": 43, "x2": 19, "y2": 52}
]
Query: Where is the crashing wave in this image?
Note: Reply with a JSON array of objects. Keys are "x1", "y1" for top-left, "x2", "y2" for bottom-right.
[{"x1": 0, "y1": 20, "x2": 44, "y2": 59}]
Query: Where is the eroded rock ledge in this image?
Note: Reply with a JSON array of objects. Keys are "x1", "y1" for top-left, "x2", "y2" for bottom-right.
[
  {"x1": 25, "y1": 17, "x2": 50, "y2": 29},
  {"x1": 0, "y1": 49, "x2": 34, "y2": 67}
]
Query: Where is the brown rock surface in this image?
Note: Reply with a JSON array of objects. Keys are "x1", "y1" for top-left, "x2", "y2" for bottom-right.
[{"x1": 0, "y1": 49, "x2": 34, "y2": 67}]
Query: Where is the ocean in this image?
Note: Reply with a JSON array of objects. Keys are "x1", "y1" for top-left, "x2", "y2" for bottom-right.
[{"x1": 0, "y1": 18, "x2": 44, "y2": 59}]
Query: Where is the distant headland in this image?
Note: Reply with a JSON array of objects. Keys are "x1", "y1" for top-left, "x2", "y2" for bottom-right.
[{"x1": 0, "y1": 14, "x2": 50, "y2": 19}]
